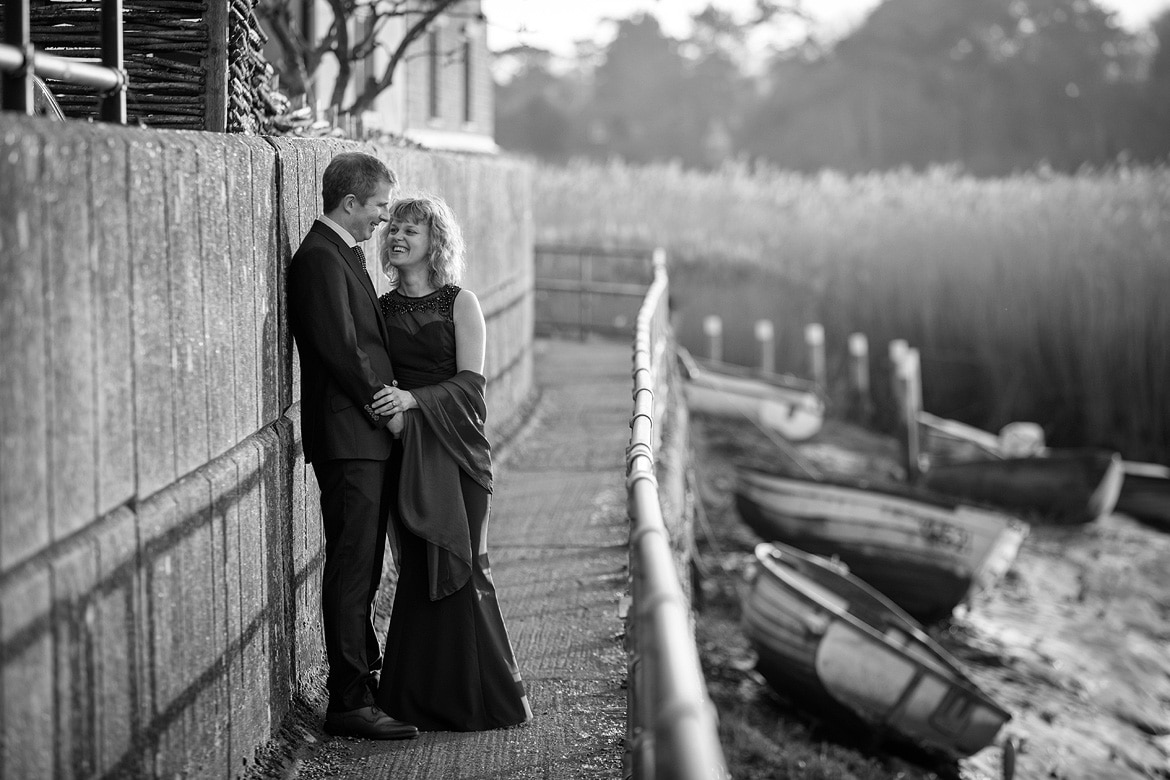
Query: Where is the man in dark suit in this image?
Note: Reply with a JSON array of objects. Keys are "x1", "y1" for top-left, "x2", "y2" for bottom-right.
[{"x1": 287, "y1": 152, "x2": 416, "y2": 740}]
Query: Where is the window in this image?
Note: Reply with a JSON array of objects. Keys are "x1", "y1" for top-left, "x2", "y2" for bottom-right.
[
  {"x1": 428, "y1": 29, "x2": 440, "y2": 120},
  {"x1": 462, "y1": 38, "x2": 473, "y2": 123}
]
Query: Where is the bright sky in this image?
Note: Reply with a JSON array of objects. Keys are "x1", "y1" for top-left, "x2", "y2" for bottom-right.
[{"x1": 481, "y1": 0, "x2": 1170, "y2": 57}]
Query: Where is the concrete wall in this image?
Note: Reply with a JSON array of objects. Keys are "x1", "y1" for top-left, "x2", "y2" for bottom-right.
[{"x1": 0, "y1": 113, "x2": 534, "y2": 779}]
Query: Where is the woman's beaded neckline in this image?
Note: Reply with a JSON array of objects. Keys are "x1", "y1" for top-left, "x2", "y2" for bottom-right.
[{"x1": 380, "y1": 284, "x2": 459, "y2": 317}]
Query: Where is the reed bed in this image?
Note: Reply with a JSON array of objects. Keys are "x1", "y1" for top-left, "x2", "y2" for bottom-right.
[{"x1": 534, "y1": 160, "x2": 1170, "y2": 461}]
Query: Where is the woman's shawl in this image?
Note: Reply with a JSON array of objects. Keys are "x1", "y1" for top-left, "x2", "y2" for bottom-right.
[{"x1": 397, "y1": 370, "x2": 493, "y2": 600}]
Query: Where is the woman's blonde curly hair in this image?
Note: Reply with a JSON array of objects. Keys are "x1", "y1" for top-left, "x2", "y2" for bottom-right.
[{"x1": 379, "y1": 194, "x2": 466, "y2": 288}]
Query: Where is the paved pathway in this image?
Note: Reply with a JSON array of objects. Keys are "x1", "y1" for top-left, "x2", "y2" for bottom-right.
[{"x1": 288, "y1": 338, "x2": 633, "y2": 779}]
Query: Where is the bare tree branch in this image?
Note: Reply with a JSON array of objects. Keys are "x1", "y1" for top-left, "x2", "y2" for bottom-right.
[
  {"x1": 258, "y1": 0, "x2": 476, "y2": 122},
  {"x1": 346, "y1": 0, "x2": 463, "y2": 115}
]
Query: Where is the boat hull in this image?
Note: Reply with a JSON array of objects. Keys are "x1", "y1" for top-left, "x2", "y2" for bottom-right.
[
  {"x1": 678, "y1": 348, "x2": 825, "y2": 441},
  {"x1": 1116, "y1": 461, "x2": 1170, "y2": 531},
  {"x1": 922, "y1": 449, "x2": 1124, "y2": 525},
  {"x1": 743, "y1": 543, "x2": 1011, "y2": 759},
  {"x1": 735, "y1": 470, "x2": 1027, "y2": 623},
  {"x1": 684, "y1": 376, "x2": 824, "y2": 441}
]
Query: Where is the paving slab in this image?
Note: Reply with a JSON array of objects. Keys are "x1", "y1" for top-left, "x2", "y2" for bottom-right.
[{"x1": 283, "y1": 338, "x2": 632, "y2": 779}]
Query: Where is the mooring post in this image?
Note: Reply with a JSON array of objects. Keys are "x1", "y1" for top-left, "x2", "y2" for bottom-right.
[
  {"x1": 703, "y1": 315, "x2": 723, "y2": 363},
  {"x1": 848, "y1": 332, "x2": 873, "y2": 424},
  {"x1": 805, "y1": 323, "x2": 826, "y2": 390},
  {"x1": 755, "y1": 319, "x2": 775, "y2": 374},
  {"x1": 888, "y1": 338, "x2": 909, "y2": 429},
  {"x1": 896, "y1": 347, "x2": 923, "y2": 481}
]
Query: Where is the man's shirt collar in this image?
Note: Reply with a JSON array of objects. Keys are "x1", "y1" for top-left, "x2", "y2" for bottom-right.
[{"x1": 319, "y1": 214, "x2": 358, "y2": 248}]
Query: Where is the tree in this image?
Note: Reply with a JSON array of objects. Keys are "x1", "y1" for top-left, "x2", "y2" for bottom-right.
[
  {"x1": 741, "y1": 0, "x2": 1155, "y2": 174},
  {"x1": 585, "y1": 15, "x2": 693, "y2": 164},
  {"x1": 494, "y1": 45, "x2": 586, "y2": 160},
  {"x1": 257, "y1": 0, "x2": 474, "y2": 120}
]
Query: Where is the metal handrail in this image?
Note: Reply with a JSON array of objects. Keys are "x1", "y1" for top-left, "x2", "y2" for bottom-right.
[
  {"x1": 1, "y1": 0, "x2": 126, "y2": 122},
  {"x1": 625, "y1": 248, "x2": 729, "y2": 779}
]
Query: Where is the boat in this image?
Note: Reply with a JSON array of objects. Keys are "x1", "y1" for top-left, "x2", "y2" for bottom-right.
[
  {"x1": 919, "y1": 412, "x2": 1165, "y2": 528},
  {"x1": 920, "y1": 448, "x2": 1125, "y2": 525},
  {"x1": 1115, "y1": 460, "x2": 1170, "y2": 532},
  {"x1": 735, "y1": 469, "x2": 1028, "y2": 623},
  {"x1": 742, "y1": 542, "x2": 1013, "y2": 762},
  {"x1": 917, "y1": 411, "x2": 1016, "y2": 467},
  {"x1": 677, "y1": 346, "x2": 825, "y2": 442}
]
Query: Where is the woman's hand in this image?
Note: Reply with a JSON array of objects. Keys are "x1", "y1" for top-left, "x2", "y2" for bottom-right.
[
  {"x1": 373, "y1": 384, "x2": 417, "y2": 416},
  {"x1": 385, "y1": 413, "x2": 404, "y2": 437}
]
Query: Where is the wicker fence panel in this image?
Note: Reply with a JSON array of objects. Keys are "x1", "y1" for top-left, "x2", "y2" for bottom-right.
[{"x1": 0, "y1": 0, "x2": 281, "y2": 132}]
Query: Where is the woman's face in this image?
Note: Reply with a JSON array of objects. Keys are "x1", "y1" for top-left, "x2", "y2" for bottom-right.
[{"x1": 384, "y1": 217, "x2": 431, "y2": 272}]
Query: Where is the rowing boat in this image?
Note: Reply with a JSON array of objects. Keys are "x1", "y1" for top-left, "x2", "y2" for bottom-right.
[
  {"x1": 742, "y1": 542, "x2": 1012, "y2": 760},
  {"x1": 1115, "y1": 460, "x2": 1170, "y2": 532},
  {"x1": 735, "y1": 469, "x2": 1028, "y2": 623},
  {"x1": 920, "y1": 448, "x2": 1125, "y2": 525},
  {"x1": 677, "y1": 346, "x2": 825, "y2": 442}
]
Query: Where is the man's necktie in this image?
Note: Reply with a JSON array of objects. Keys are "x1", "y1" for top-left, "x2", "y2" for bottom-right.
[{"x1": 352, "y1": 245, "x2": 366, "y2": 267}]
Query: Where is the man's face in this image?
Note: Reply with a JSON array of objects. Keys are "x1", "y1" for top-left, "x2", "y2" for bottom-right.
[{"x1": 343, "y1": 179, "x2": 393, "y2": 242}]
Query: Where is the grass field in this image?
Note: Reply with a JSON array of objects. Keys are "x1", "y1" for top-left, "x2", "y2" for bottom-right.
[{"x1": 533, "y1": 160, "x2": 1170, "y2": 461}]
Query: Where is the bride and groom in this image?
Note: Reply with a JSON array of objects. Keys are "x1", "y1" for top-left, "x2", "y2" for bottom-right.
[{"x1": 287, "y1": 152, "x2": 531, "y2": 740}]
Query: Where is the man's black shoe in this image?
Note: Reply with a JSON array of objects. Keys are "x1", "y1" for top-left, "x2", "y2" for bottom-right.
[{"x1": 324, "y1": 706, "x2": 419, "y2": 740}]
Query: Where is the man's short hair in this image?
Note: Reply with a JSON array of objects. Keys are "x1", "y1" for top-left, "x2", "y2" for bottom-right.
[{"x1": 322, "y1": 152, "x2": 397, "y2": 213}]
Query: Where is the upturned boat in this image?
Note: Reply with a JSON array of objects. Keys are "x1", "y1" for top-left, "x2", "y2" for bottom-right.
[
  {"x1": 920, "y1": 448, "x2": 1124, "y2": 525},
  {"x1": 1115, "y1": 460, "x2": 1170, "y2": 532},
  {"x1": 735, "y1": 469, "x2": 1028, "y2": 623},
  {"x1": 677, "y1": 346, "x2": 825, "y2": 442},
  {"x1": 742, "y1": 542, "x2": 1013, "y2": 762}
]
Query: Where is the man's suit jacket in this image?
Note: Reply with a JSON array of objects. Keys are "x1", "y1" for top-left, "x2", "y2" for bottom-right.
[{"x1": 288, "y1": 221, "x2": 396, "y2": 463}]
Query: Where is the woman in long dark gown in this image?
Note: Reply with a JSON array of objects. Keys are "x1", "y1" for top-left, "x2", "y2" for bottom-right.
[{"x1": 369, "y1": 195, "x2": 532, "y2": 732}]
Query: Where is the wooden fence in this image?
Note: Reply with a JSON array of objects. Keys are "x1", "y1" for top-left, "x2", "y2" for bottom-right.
[{"x1": 534, "y1": 245, "x2": 655, "y2": 340}]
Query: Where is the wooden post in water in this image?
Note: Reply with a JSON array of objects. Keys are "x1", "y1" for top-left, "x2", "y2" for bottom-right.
[
  {"x1": 805, "y1": 323, "x2": 826, "y2": 390},
  {"x1": 888, "y1": 339, "x2": 909, "y2": 429},
  {"x1": 848, "y1": 332, "x2": 873, "y2": 424},
  {"x1": 896, "y1": 347, "x2": 923, "y2": 482},
  {"x1": 703, "y1": 315, "x2": 723, "y2": 363},
  {"x1": 755, "y1": 319, "x2": 775, "y2": 374}
]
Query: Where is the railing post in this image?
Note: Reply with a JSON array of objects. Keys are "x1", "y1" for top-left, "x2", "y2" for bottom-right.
[
  {"x1": 100, "y1": 0, "x2": 126, "y2": 123},
  {"x1": 2, "y1": 0, "x2": 33, "y2": 114},
  {"x1": 579, "y1": 250, "x2": 592, "y2": 341}
]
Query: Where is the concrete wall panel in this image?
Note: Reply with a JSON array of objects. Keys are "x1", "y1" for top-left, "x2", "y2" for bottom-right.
[
  {"x1": 261, "y1": 419, "x2": 295, "y2": 719},
  {"x1": 50, "y1": 534, "x2": 99, "y2": 780},
  {"x1": 0, "y1": 128, "x2": 50, "y2": 569},
  {"x1": 164, "y1": 137, "x2": 211, "y2": 479},
  {"x1": 43, "y1": 129, "x2": 99, "y2": 541},
  {"x1": 198, "y1": 136, "x2": 239, "y2": 459},
  {"x1": 253, "y1": 146, "x2": 282, "y2": 428},
  {"x1": 92, "y1": 506, "x2": 141, "y2": 777},
  {"x1": 0, "y1": 563, "x2": 54, "y2": 778},
  {"x1": 0, "y1": 114, "x2": 534, "y2": 778},
  {"x1": 225, "y1": 143, "x2": 260, "y2": 442},
  {"x1": 91, "y1": 135, "x2": 136, "y2": 516},
  {"x1": 129, "y1": 135, "x2": 178, "y2": 500}
]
